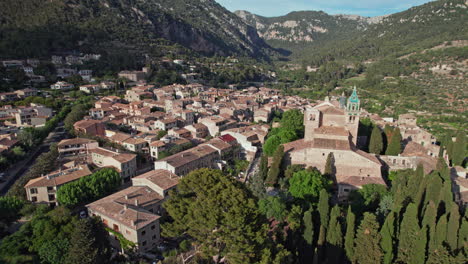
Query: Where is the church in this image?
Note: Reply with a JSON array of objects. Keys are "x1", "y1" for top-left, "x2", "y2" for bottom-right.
[{"x1": 283, "y1": 87, "x2": 385, "y2": 201}]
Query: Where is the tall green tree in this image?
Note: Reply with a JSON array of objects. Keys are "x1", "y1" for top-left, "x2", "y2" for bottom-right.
[
  {"x1": 303, "y1": 208, "x2": 314, "y2": 246},
  {"x1": 326, "y1": 205, "x2": 343, "y2": 264},
  {"x1": 163, "y1": 169, "x2": 275, "y2": 264},
  {"x1": 318, "y1": 189, "x2": 330, "y2": 228},
  {"x1": 380, "y1": 211, "x2": 396, "y2": 264},
  {"x1": 65, "y1": 218, "x2": 111, "y2": 264},
  {"x1": 397, "y1": 203, "x2": 425, "y2": 264},
  {"x1": 447, "y1": 203, "x2": 460, "y2": 251},
  {"x1": 452, "y1": 130, "x2": 466, "y2": 166},
  {"x1": 288, "y1": 169, "x2": 330, "y2": 202},
  {"x1": 434, "y1": 214, "x2": 448, "y2": 251},
  {"x1": 369, "y1": 125, "x2": 384, "y2": 154},
  {"x1": 344, "y1": 207, "x2": 355, "y2": 262},
  {"x1": 258, "y1": 196, "x2": 287, "y2": 221},
  {"x1": 354, "y1": 213, "x2": 383, "y2": 264},
  {"x1": 324, "y1": 152, "x2": 335, "y2": 177},
  {"x1": 265, "y1": 145, "x2": 284, "y2": 186},
  {"x1": 385, "y1": 127, "x2": 402, "y2": 155}
]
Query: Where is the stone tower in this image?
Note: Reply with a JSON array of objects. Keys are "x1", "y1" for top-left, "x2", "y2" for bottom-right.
[
  {"x1": 304, "y1": 107, "x2": 321, "y2": 142},
  {"x1": 346, "y1": 86, "x2": 360, "y2": 145}
]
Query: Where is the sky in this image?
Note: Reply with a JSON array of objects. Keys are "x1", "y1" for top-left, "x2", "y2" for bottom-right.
[{"x1": 215, "y1": 0, "x2": 434, "y2": 17}]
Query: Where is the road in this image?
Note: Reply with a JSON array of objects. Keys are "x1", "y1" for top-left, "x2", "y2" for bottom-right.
[{"x1": 0, "y1": 124, "x2": 68, "y2": 195}]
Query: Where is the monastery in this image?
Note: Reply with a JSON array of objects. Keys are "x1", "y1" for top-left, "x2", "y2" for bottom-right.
[{"x1": 284, "y1": 88, "x2": 385, "y2": 201}]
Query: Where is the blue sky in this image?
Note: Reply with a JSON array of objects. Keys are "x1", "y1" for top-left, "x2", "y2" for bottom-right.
[{"x1": 215, "y1": 0, "x2": 434, "y2": 17}]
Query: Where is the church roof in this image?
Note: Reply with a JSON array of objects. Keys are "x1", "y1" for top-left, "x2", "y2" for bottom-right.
[{"x1": 316, "y1": 105, "x2": 345, "y2": 115}]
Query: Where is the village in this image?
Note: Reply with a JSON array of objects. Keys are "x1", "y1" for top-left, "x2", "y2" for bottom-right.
[{"x1": 0, "y1": 54, "x2": 466, "y2": 257}]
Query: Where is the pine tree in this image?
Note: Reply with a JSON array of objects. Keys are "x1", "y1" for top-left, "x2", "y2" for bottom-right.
[
  {"x1": 344, "y1": 206, "x2": 355, "y2": 262},
  {"x1": 318, "y1": 189, "x2": 330, "y2": 228},
  {"x1": 65, "y1": 219, "x2": 111, "y2": 264},
  {"x1": 452, "y1": 131, "x2": 466, "y2": 166},
  {"x1": 354, "y1": 213, "x2": 383, "y2": 264},
  {"x1": 326, "y1": 206, "x2": 343, "y2": 264},
  {"x1": 397, "y1": 203, "x2": 425, "y2": 264},
  {"x1": 303, "y1": 208, "x2": 314, "y2": 246},
  {"x1": 447, "y1": 203, "x2": 460, "y2": 251},
  {"x1": 385, "y1": 127, "x2": 402, "y2": 155},
  {"x1": 369, "y1": 125, "x2": 384, "y2": 154},
  {"x1": 324, "y1": 152, "x2": 335, "y2": 177},
  {"x1": 380, "y1": 211, "x2": 396, "y2": 264}
]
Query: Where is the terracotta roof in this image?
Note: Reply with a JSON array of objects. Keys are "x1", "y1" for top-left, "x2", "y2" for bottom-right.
[
  {"x1": 314, "y1": 126, "x2": 349, "y2": 137},
  {"x1": 134, "y1": 169, "x2": 180, "y2": 190},
  {"x1": 123, "y1": 137, "x2": 147, "y2": 145},
  {"x1": 205, "y1": 138, "x2": 233, "y2": 151},
  {"x1": 110, "y1": 133, "x2": 132, "y2": 143},
  {"x1": 283, "y1": 139, "x2": 313, "y2": 152},
  {"x1": 219, "y1": 134, "x2": 236, "y2": 143},
  {"x1": 159, "y1": 145, "x2": 218, "y2": 168},
  {"x1": 317, "y1": 105, "x2": 345, "y2": 115},
  {"x1": 74, "y1": 119, "x2": 101, "y2": 129},
  {"x1": 87, "y1": 186, "x2": 161, "y2": 230},
  {"x1": 58, "y1": 138, "x2": 97, "y2": 147},
  {"x1": 112, "y1": 153, "x2": 137, "y2": 163},
  {"x1": 25, "y1": 165, "x2": 92, "y2": 188},
  {"x1": 150, "y1": 141, "x2": 166, "y2": 147},
  {"x1": 0, "y1": 138, "x2": 18, "y2": 148},
  {"x1": 312, "y1": 138, "x2": 351, "y2": 150},
  {"x1": 355, "y1": 150, "x2": 382, "y2": 165}
]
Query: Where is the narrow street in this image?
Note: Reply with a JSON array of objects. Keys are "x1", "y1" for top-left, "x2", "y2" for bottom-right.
[{"x1": 0, "y1": 124, "x2": 68, "y2": 195}]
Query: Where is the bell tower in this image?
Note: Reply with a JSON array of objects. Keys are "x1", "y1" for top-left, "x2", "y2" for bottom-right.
[
  {"x1": 346, "y1": 86, "x2": 360, "y2": 145},
  {"x1": 304, "y1": 106, "x2": 321, "y2": 142}
]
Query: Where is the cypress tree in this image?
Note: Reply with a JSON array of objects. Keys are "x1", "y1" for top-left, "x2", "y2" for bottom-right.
[
  {"x1": 413, "y1": 226, "x2": 427, "y2": 264},
  {"x1": 259, "y1": 154, "x2": 269, "y2": 180},
  {"x1": 265, "y1": 145, "x2": 284, "y2": 186},
  {"x1": 369, "y1": 125, "x2": 384, "y2": 154},
  {"x1": 326, "y1": 206, "x2": 343, "y2": 264},
  {"x1": 457, "y1": 212, "x2": 467, "y2": 250},
  {"x1": 317, "y1": 225, "x2": 326, "y2": 262},
  {"x1": 385, "y1": 127, "x2": 402, "y2": 155},
  {"x1": 318, "y1": 189, "x2": 330, "y2": 227},
  {"x1": 380, "y1": 211, "x2": 396, "y2": 264},
  {"x1": 324, "y1": 152, "x2": 335, "y2": 177},
  {"x1": 446, "y1": 203, "x2": 460, "y2": 251},
  {"x1": 354, "y1": 213, "x2": 383, "y2": 264},
  {"x1": 344, "y1": 206, "x2": 355, "y2": 262},
  {"x1": 439, "y1": 180, "x2": 453, "y2": 212},
  {"x1": 426, "y1": 244, "x2": 453, "y2": 264},
  {"x1": 303, "y1": 208, "x2": 314, "y2": 246},
  {"x1": 434, "y1": 214, "x2": 448, "y2": 250},
  {"x1": 423, "y1": 173, "x2": 443, "y2": 210},
  {"x1": 397, "y1": 203, "x2": 423, "y2": 264},
  {"x1": 422, "y1": 201, "x2": 437, "y2": 229},
  {"x1": 452, "y1": 131, "x2": 466, "y2": 166},
  {"x1": 407, "y1": 164, "x2": 424, "y2": 202}
]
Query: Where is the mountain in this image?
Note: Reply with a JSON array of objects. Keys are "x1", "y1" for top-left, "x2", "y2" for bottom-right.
[
  {"x1": 0, "y1": 0, "x2": 274, "y2": 59},
  {"x1": 234, "y1": 10, "x2": 378, "y2": 44},
  {"x1": 236, "y1": 0, "x2": 468, "y2": 63}
]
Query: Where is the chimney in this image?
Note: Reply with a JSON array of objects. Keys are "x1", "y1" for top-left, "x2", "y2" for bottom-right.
[
  {"x1": 125, "y1": 195, "x2": 129, "y2": 200},
  {"x1": 134, "y1": 199, "x2": 139, "y2": 207},
  {"x1": 123, "y1": 204, "x2": 128, "y2": 210},
  {"x1": 131, "y1": 220, "x2": 135, "y2": 226}
]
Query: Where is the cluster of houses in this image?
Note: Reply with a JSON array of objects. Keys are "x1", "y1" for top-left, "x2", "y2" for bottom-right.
[
  {"x1": 19, "y1": 82, "x2": 466, "y2": 255},
  {"x1": 0, "y1": 103, "x2": 53, "y2": 128}
]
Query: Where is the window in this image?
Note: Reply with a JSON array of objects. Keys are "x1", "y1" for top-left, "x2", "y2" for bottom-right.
[
  {"x1": 141, "y1": 231, "x2": 146, "y2": 236},
  {"x1": 152, "y1": 235, "x2": 157, "y2": 240},
  {"x1": 113, "y1": 224, "x2": 119, "y2": 231},
  {"x1": 48, "y1": 194, "x2": 55, "y2": 201},
  {"x1": 344, "y1": 189, "x2": 350, "y2": 193},
  {"x1": 31, "y1": 196, "x2": 37, "y2": 202},
  {"x1": 151, "y1": 225, "x2": 156, "y2": 230},
  {"x1": 142, "y1": 241, "x2": 147, "y2": 246},
  {"x1": 30, "y1": 188, "x2": 37, "y2": 194},
  {"x1": 47, "y1": 186, "x2": 54, "y2": 192}
]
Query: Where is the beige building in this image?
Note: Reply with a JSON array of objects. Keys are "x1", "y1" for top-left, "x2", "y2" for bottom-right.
[
  {"x1": 24, "y1": 165, "x2": 92, "y2": 206},
  {"x1": 154, "y1": 144, "x2": 219, "y2": 176},
  {"x1": 14, "y1": 104, "x2": 53, "y2": 127},
  {"x1": 284, "y1": 89, "x2": 384, "y2": 201},
  {"x1": 87, "y1": 169, "x2": 179, "y2": 253},
  {"x1": 57, "y1": 138, "x2": 99, "y2": 157},
  {"x1": 90, "y1": 147, "x2": 137, "y2": 182}
]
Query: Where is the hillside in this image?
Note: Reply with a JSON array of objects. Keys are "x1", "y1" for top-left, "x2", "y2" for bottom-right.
[
  {"x1": 234, "y1": 10, "x2": 374, "y2": 53},
  {"x1": 0, "y1": 0, "x2": 274, "y2": 59},
  {"x1": 294, "y1": 0, "x2": 468, "y2": 64}
]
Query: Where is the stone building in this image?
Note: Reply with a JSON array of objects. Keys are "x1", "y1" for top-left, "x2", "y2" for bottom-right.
[{"x1": 284, "y1": 88, "x2": 384, "y2": 201}]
